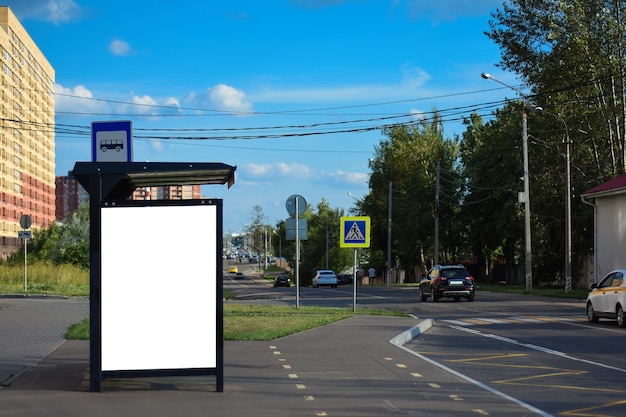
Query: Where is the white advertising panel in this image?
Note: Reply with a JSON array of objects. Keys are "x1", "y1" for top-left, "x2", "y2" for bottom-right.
[{"x1": 100, "y1": 204, "x2": 217, "y2": 371}]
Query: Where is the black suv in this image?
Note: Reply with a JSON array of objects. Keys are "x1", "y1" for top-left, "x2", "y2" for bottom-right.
[{"x1": 420, "y1": 265, "x2": 475, "y2": 302}]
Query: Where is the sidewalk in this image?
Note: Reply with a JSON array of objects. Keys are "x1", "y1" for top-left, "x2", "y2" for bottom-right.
[{"x1": 2, "y1": 314, "x2": 432, "y2": 417}]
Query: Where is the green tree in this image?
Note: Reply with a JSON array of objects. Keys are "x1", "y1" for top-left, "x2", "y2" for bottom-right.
[
  {"x1": 484, "y1": 0, "x2": 626, "y2": 285},
  {"x1": 363, "y1": 112, "x2": 462, "y2": 281},
  {"x1": 10, "y1": 204, "x2": 90, "y2": 269}
]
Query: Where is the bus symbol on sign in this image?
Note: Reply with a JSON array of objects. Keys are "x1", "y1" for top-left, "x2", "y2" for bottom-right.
[{"x1": 100, "y1": 139, "x2": 124, "y2": 152}]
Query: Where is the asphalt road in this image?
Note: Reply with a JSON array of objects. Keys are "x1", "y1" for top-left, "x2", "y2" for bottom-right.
[{"x1": 226, "y1": 269, "x2": 626, "y2": 416}]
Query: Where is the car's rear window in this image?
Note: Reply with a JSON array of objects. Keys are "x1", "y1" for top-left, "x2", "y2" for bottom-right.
[{"x1": 440, "y1": 269, "x2": 470, "y2": 279}]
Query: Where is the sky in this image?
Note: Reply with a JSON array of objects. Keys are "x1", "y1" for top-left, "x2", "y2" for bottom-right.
[{"x1": 8, "y1": 0, "x2": 516, "y2": 233}]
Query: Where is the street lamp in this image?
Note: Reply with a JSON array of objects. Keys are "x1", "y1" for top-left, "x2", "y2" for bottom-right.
[
  {"x1": 272, "y1": 230, "x2": 282, "y2": 262},
  {"x1": 535, "y1": 107, "x2": 572, "y2": 293},
  {"x1": 481, "y1": 72, "x2": 533, "y2": 292}
]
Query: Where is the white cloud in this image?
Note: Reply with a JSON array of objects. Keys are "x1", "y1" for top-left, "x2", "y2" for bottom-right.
[
  {"x1": 208, "y1": 84, "x2": 253, "y2": 113},
  {"x1": 54, "y1": 83, "x2": 109, "y2": 113},
  {"x1": 132, "y1": 95, "x2": 157, "y2": 107},
  {"x1": 46, "y1": 0, "x2": 81, "y2": 24},
  {"x1": 109, "y1": 39, "x2": 132, "y2": 56},
  {"x1": 245, "y1": 163, "x2": 273, "y2": 177},
  {"x1": 275, "y1": 162, "x2": 314, "y2": 179},
  {"x1": 329, "y1": 170, "x2": 369, "y2": 185},
  {"x1": 242, "y1": 162, "x2": 367, "y2": 186},
  {"x1": 164, "y1": 97, "x2": 181, "y2": 108}
]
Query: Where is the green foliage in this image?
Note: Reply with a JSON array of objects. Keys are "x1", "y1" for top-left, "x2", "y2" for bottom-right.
[
  {"x1": 363, "y1": 112, "x2": 461, "y2": 280},
  {"x1": 10, "y1": 204, "x2": 90, "y2": 270}
]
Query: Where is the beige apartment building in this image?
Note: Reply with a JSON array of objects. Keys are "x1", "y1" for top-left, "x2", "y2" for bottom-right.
[{"x1": 0, "y1": 7, "x2": 55, "y2": 257}]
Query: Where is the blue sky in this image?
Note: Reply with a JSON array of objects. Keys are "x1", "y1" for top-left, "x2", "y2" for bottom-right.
[{"x1": 10, "y1": 0, "x2": 514, "y2": 233}]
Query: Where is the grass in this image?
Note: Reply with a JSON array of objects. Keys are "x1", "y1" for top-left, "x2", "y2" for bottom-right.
[
  {"x1": 65, "y1": 304, "x2": 408, "y2": 341},
  {"x1": 0, "y1": 262, "x2": 89, "y2": 296}
]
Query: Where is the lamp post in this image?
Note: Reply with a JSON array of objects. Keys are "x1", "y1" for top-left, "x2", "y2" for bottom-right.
[
  {"x1": 272, "y1": 230, "x2": 282, "y2": 263},
  {"x1": 536, "y1": 107, "x2": 572, "y2": 293},
  {"x1": 481, "y1": 72, "x2": 532, "y2": 292}
]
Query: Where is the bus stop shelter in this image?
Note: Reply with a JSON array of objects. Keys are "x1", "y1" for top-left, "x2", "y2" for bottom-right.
[{"x1": 71, "y1": 161, "x2": 236, "y2": 392}]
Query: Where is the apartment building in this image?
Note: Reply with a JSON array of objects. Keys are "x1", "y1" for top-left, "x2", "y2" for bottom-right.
[
  {"x1": 132, "y1": 185, "x2": 202, "y2": 200},
  {"x1": 55, "y1": 174, "x2": 88, "y2": 220},
  {"x1": 54, "y1": 180, "x2": 202, "y2": 221},
  {"x1": 0, "y1": 7, "x2": 55, "y2": 256}
]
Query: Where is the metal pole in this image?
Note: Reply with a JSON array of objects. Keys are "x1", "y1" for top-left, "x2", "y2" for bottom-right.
[
  {"x1": 522, "y1": 107, "x2": 533, "y2": 292},
  {"x1": 24, "y1": 237, "x2": 27, "y2": 292},
  {"x1": 295, "y1": 198, "x2": 300, "y2": 309},
  {"x1": 352, "y1": 249, "x2": 357, "y2": 312},
  {"x1": 434, "y1": 160, "x2": 440, "y2": 265},
  {"x1": 564, "y1": 127, "x2": 572, "y2": 293},
  {"x1": 387, "y1": 179, "x2": 392, "y2": 286}
]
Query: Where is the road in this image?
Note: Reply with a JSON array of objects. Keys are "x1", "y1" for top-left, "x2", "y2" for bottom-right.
[{"x1": 225, "y1": 266, "x2": 626, "y2": 417}]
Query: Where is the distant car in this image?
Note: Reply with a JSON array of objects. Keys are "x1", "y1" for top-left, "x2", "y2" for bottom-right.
[
  {"x1": 337, "y1": 274, "x2": 353, "y2": 285},
  {"x1": 419, "y1": 264, "x2": 475, "y2": 302},
  {"x1": 312, "y1": 270, "x2": 338, "y2": 288},
  {"x1": 586, "y1": 269, "x2": 626, "y2": 327},
  {"x1": 229, "y1": 266, "x2": 238, "y2": 273},
  {"x1": 234, "y1": 272, "x2": 245, "y2": 280},
  {"x1": 273, "y1": 275, "x2": 291, "y2": 287}
]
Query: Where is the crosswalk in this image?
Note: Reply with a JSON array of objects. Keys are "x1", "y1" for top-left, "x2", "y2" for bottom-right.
[{"x1": 439, "y1": 315, "x2": 588, "y2": 327}]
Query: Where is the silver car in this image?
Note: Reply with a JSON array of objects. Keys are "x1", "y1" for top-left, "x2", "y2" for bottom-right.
[{"x1": 312, "y1": 270, "x2": 338, "y2": 288}]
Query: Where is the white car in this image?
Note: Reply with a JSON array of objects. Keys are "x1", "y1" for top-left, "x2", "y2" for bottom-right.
[
  {"x1": 312, "y1": 270, "x2": 338, "y2": 288},
  {"x1": 586, "y1": 269, "x2": 626, "y2": 327}
]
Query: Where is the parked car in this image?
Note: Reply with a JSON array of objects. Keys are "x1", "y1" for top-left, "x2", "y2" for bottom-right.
[
  {"x1": 273, "y1": 275, "x2": 291, "y2": 287},
  {"x1": 229, "y1": 266, "x2": 238, "y2": 273},
  {"x1": 586, "y1": 269, "x2": 626, "y2": 327},
  {"x1": 337, "y1": 274, "x2": 353, "y2": 285},
  {"x1": 312, "y1": 270, "x2": 338, "y2": 288},
  {"x1": 419, "y1": 264, "x2": 475, "y2": 302}
]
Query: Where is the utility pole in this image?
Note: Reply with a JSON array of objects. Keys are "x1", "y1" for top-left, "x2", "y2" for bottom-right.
[{"x1": 434, "y1": 160, "x2": 440, "y2": 265}]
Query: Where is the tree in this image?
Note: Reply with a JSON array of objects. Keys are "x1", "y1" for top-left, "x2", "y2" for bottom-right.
[
  {"x1": 10, "y1": 204, "x2": 90, "y2": 269},
  {"x1": 484, "y1": 0, "x2": 626, "y2": 285},
  {"x1": 363, "y1": 112, "x2": 462, "y2": 281}
]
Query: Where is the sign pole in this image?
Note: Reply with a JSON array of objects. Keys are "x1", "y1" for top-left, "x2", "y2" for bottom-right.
[
  {"x1": 24, "y1": 237, "x2": 27, "y2": 293},
  {"x1": 295, "y1": 198, "x2": 300, "y2": 309},
  {"x1": 352, "y1": 249, "x2": 357, "y2": 312}
]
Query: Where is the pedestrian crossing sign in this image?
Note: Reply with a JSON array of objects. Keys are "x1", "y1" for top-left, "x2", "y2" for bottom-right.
[{"x1": 340, "y1": 216, "x2": 370, "y2": 248}]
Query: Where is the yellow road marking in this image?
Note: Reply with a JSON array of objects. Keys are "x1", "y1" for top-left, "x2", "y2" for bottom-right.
[
  {"x1": 288, "y1": 373, "x2": 298, "y2": 379},
  {"x1": 472, "y1": 409, "x2": 489, "y2": 415},
  {"x1": 296, "y1": 384, "x2": 306, "y2": 389},
  {"x1": 561, "y1": 398, "x2": 626, "y2": 416},
  {"x1": 282, "y1": 364, "x2": 291, "y2": 369},
  {"x1": 411, "y1": 372, "x2": 423, "y2": 378},
  {"x1": 304, "y1": 395, "x2": 315, "y2": 401},
  {"x1": 396, "y1": 363, "x2": 407, "y2": 368},
  {"x1": 462, "y1": 318, "x2": 495, "y2": 325},
  {"x1": 428, "y1": 383, "x2": 441, "y2": 388}
]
